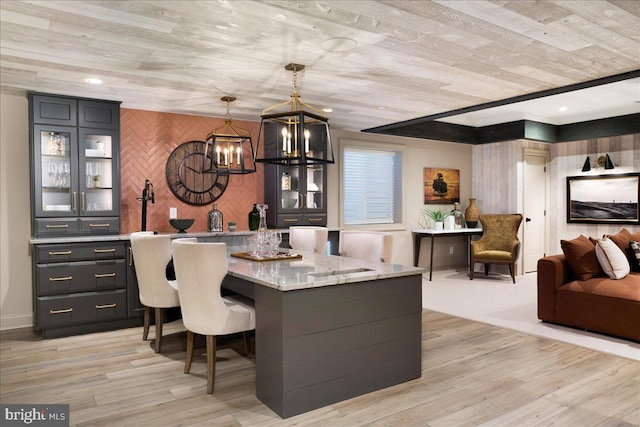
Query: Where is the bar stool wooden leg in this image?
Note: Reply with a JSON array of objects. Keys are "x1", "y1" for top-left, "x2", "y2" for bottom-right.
[
  {"x1": 154, "y1": 307, "x2": 163, "y2": 353},
  {"x1": 142, "y1": 306, "x2": 150, "y2": 341},
  {"x1": 184, "y1": 330, "x2": 194, "y2": 374},
  {"x1": 206, "y1": 335, "x2": 217, "y2": 394},
  {"x1": 243, "y1": 331, "x2": 251, "y2": 356}
]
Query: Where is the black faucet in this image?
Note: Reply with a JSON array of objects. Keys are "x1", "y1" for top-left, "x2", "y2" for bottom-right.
[{"x1": 136, "y1": 179, "x2": 155, "y2": 231}]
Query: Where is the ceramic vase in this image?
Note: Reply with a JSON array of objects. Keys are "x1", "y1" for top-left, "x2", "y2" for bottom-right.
[
  {"x1": 444, "y1": 215, "x2": 455, "y2": 230},
  {"x1": 465, "y1": 198, "x2": 480, "y2": 228},
  {"x1": 434, "y1": 221, "x2": 444, "y2": 231}
]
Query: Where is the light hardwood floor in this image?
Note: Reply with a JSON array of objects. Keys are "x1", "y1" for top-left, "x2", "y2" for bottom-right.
[{"x1": 1, "y1": 311, "x2": 638, "y2": 426}]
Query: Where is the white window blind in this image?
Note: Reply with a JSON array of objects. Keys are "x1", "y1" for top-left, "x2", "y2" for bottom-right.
[{"x1": 343, "y1": 147, "x2": 401, "y2": 225}]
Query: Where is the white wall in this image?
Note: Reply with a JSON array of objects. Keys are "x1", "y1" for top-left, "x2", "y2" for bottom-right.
[
  {"x1": 1, "y1": 92, "x2": 32, "y2": 329},
  {"x1": 329, "y1": 129, "x2": 474, "y2": 268}
]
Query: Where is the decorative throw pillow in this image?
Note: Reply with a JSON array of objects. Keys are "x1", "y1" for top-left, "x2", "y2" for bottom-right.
[
  {"x1": 607, "y1": 228, "x2": 633, "y2": 254},
  {"x1": 629, "y1": 241, "x2": 640, "y2": 273},
  {"x1": 595, "y1": 237, "x2": 630, "y2": 280},
  {"x1": 560, "y1": 235, "x2": 602, "y2": 280}
]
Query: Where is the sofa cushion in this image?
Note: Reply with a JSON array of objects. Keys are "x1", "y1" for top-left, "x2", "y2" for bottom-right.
[
  {"x1": 607, "y1": 228, "x2": 637, "y2": 253},
  {"x1": 559, "y1": 273, "x2": 640, "y2": 301},
  {"x1": 561, "y1": 235, "x2": 602, "y2": 280},
  {"x1": 595, "y1": 237, "x2": 630, "y2": 279},
  {"x1": 629, "y1": 241, "x2": 640, "y2": 272}
]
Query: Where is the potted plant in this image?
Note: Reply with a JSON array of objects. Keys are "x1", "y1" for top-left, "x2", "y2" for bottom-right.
[
  {"x1": 422, "y1": 208, "x2": 452, "y2": 230},
  {"x1": 92, "y1": 174, "x2": 100, "y2": 187},
  {"x1": 228, "y1": 221, "x2": 237, "y2": 232}
]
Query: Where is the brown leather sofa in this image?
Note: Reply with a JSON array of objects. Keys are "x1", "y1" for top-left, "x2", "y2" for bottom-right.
[{"x1": 537, "y1": 254, "x2": 640, "y2": 342}]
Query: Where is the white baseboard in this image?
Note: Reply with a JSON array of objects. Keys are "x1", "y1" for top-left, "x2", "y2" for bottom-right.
[{"x1": 0, "y1": 313, "x2": 33, "y2": 331}]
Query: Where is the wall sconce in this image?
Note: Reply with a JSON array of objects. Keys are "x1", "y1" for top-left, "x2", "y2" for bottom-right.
[{"x1": 581, "y1": 154, "x2": 615, "y2": 172}]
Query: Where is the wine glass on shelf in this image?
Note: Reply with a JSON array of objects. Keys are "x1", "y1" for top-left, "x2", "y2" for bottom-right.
[
  {"x1": 86, "y1": 162, "x2": 92, "y2": 187},
  {"x1": 47, "y1": 162, "x2": 56, "y2": 186},
  {"x1": 62, "y1": 163, "x2": 70, "y2": 187}
]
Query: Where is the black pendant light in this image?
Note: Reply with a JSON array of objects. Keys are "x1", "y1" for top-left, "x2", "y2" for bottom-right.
[
  {"x1": 203, "y1": 96, "x2": 256, "y2": 175},
  {"x1": 254, "y1": 64, "x2": 334, "y2": 166}
]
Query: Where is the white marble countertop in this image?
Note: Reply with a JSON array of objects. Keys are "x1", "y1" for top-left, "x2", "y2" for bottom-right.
[{"x1": 225, "y1": 247, "x2": 425, "y2": 291}]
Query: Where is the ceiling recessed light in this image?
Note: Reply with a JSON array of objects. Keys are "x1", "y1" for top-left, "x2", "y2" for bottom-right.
[
  {"x1": 323, "y1": 108, "x2": 333, "y2": 113},
  {"x1": 321, "y1": 37, "x2": 357, "y2": 52},
  {"x1": 85, "y1": 78, "x2": 103, "y2": 85},
  {"x1": 559, "y1": 106, "x2": 568, "y2": 112}
]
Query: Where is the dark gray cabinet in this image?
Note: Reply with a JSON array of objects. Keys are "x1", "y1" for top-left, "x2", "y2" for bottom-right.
[
  {"x1": 264, "y1": 162, "x2": 327, "y2": 228},
  {"x1": 32, "y1": 241, "x2": 137, "y2": 338},
  {"x1": 29, "y1": 93, "x2": 121, "y2": 237}
]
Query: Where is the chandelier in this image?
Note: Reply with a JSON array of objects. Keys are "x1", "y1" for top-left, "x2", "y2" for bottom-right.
[
  {"x1": 254, "y1": 63, "x2": 334, "y2": 166},
  {"x1": 203, "y1": 96, "x2": 256, "y2": 174}
]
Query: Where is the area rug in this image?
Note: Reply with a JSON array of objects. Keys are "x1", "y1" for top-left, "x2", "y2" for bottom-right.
[{"x1": 422, "y1": 270, "x2": 640, "y2": 361}]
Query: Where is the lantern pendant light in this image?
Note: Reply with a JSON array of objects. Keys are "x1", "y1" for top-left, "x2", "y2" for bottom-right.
[
  {"x1": 203, "y1": 96, "x2": 256, "y2": 174},
  {"x1": 254, "y1": 63, "x2": 334, "y2": 166}
]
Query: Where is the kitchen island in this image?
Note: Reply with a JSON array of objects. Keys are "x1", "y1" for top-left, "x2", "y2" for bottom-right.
[{"x1": 221, "y1": 247, "x2": 424, "y2": 418}]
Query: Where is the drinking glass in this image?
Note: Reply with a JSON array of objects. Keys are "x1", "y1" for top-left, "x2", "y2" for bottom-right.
[{"x1": 48, "y1": 162, "x2": 56, "y2": 186}]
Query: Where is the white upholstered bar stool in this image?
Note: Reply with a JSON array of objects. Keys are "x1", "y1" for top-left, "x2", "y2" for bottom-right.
[
  {"x1": 171, "y1": 239, "x2": 255, "y2": 394},
  {"x1": 289, "y1": 226, "x2": 329, "y2": 254},
  {"x1": 338, "y1": 230, "x2": 394, "y2": 263},
  {"x1": 130, "y1": 232, "x2": 181, "y2": 353}
]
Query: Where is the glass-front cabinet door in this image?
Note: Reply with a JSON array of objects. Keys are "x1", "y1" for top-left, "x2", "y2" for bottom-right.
[
  {"x1": 33, "y1": 125, "x2": 119, "y2": 219},
  {"x1": 79, "y1": 128, "x2": 119, "y2": 216},
  {"x1": 34, "y1": 125, "x2": 78, "y2": 217}
]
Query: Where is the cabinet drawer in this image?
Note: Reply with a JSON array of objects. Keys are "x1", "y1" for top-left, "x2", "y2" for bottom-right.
[
  {"x1": 304, "y1": 214, "x2": 327, "y2": 226},
  {"x1": 80, "y1": 217, "x2": 120, "y2": 234},
  {"x1": 35, "y1": 218, "x2": 81, "y2": 236},
  {"x1": 278, "y1": 215, "x2": 302, "y2": 228},
  {"x1": 35, "y1": 241, "x2": 126, "y2": 263},
  {"x1": 37, "y1": 259, "x2": 126, "y2": 296},
  {"x1": 36, "y1": 290, "x2": 127, "y2": 329}
]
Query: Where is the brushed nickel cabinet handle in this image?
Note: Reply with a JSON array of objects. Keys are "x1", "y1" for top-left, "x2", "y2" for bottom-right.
[
  {"x1": 128, "y1": 247, "x2": 133, "y2": 266},
  {"x1": 81, "y1": 192, "x2": 85, "y2": 212},
  {"x1": 49, "y1": 308, "x2": 73, "y2": 314},
  {"x1": 283, "y1": 218, "x2": 298, "y2": 223},
  {"x1": 73, "y1": 192, "x2": 77, "y2": 212},
  {"x1": 94, "y1": 273, "x2": 116, "y2": 278},
  {"x1": 94, "y1": 248, "x2": 116, "y2": 253},
  {"x1": 49, "y1": 276, "x2": 72, "y2": 282},
  {"x1": 95, "y1": 303, "x2": 116, "y2": 309},
  {"x1": 308, "y1": 218, "x2": 323, "y2": 222},
  {"x1": 48, "y1": 250, "x2": 72, "y2": 255},
  {"x1": 46, "y1": 224, "x2": 68, "y2": 229},
  {"x1": 90, "y1": 223, "x2": 110, "y2": 228}
]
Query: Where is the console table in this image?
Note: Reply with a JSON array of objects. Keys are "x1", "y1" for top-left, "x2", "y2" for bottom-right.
[{"x1": 412, "y1": 228, "x2": 483, "y2": 281}]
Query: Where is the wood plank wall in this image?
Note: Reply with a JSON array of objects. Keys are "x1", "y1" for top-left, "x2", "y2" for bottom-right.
[{"x1": 472, "y1": 134, "x2": 640, "y2": 257}]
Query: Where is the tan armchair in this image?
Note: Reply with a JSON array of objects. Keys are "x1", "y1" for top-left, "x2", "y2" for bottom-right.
[{"x1": 470, "y1": 214, "x2": 523, "y2": 283}]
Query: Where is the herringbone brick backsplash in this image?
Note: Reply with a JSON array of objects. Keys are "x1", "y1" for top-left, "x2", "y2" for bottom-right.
[{"x1": 121, "y1": 109, "x2": 264, "y2": 234}]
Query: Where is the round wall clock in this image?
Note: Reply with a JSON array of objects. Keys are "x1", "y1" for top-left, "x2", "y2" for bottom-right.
[{"x1": 165, "y1": 140, "x2": 229, "y2": 205}]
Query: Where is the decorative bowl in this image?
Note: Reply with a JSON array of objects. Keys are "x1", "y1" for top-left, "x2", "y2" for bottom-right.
[
  {"x1": 282, "y1": 198, "x2": 298, "y2": 209},
  {"x1": 169, "y1": 218, "x2": 194, "y2": 233}
]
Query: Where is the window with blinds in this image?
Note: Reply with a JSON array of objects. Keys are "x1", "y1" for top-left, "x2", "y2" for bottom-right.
[{"x1": 343, "y1": 147, "x2": 402, "y2": 225}]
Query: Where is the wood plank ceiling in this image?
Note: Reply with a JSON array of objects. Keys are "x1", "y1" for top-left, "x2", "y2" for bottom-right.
[{"x1": 1, "y1": 1, "x2": 639, "y2": 134}]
